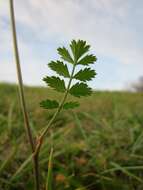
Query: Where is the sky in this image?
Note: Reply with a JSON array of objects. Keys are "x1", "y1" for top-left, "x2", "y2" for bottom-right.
[{"x1": 0, "y1": 0, "x2": 143, "y2": 90}]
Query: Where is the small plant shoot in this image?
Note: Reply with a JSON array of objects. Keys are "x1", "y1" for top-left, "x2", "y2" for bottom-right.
[{"x1": 40, "y1": 40, "x2": 97, "y2": 111}]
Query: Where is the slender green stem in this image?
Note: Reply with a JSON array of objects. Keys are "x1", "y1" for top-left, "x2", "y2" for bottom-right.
[
  {"x1": 9, "y1": 0, "x2": 39, "y2": 189},
  {"x1": 33, "y1": 63, "x2": 76, "y2": 189},
  {"x1": 34, "y1": 63, "x2": 76, "y2": 156},
  {"x1": 42, "y1": 63, "x2": 76, "y2": 138}
]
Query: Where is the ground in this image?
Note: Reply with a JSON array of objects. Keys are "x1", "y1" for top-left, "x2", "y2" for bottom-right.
[{"x1": 0, "y1": 83, "x2": 143, "y2": 190}]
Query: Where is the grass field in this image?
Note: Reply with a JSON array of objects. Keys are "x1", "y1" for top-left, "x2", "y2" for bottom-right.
[{"x1": 0, "y1": 83, "x2": 143, "y2": 190}]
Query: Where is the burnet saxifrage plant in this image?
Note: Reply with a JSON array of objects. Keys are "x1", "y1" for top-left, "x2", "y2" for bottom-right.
[
  {"x1": 38, "y1": 40, "x2": 97, "y2": 149},
  {"x1": 33, "y1": 40, "x2": 98, "y2": 189},
  {"x1": 41, "y1": 40, "x2": 97, "y2": 111}
]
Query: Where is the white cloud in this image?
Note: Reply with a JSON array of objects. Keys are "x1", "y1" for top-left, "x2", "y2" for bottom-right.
[
  {"x1": 8, "y1": 0, "x2": 142, "y2": 65},
  {"x1": 1, "y1": 0, "x2": 143, "y2": 89}
]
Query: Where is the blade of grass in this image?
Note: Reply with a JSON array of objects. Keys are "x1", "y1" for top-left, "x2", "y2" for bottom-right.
[
  {"x1": 131, "y1": 130, "x2": 143, "y2": 154},
  {"x1": 102, "y1": 165, "x2": 143, "y2": 174},
  {"x1": 0, "y1": 178, "x2": 15, "y2": 187},
  {"x1": 109, "y1": 162, "x2": 143, "y2": 183},
  {"x1": 7, "y1": 101, "x2": 15, "y2": 133},
  {"x1": 46, "y1": 147, "x2": 54, "y2": 190},
  {"x1": 0, "y1": 147, "x2": 17, "y2": 175},
  {"x1": 10, "y1": 153, "x2": 33, "y2": 182},
  {"x1": 73, "y1": 112, "x2": 88, "y2": 141}
]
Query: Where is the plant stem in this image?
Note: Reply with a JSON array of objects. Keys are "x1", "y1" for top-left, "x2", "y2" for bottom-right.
[
  {"x1": 34, "y1": 63, "x2": 76, "y2": 156},
  {"x1": 9, "y1": 0, "x2": 39, "y2": 189},
  {"x1": 33, "y1": 63, "x2": 76, "y2": 187},
  {"x1": 9, "y1": 0, "x2": 35, "y2": 152}
]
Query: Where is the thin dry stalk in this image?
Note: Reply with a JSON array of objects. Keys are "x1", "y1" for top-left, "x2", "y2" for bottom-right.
[{"x1": 9, "y1": 0, "x2": 40, "y2": 189}]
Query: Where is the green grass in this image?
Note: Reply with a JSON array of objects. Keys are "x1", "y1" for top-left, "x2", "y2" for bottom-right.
[{"x1": 0, "y1": 83, "x2": 143, "y2": 190}]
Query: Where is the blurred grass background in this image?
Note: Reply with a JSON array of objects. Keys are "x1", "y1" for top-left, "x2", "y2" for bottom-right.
[{"x1": 0, "y1": 83, "x2": 143, "y2": 190}]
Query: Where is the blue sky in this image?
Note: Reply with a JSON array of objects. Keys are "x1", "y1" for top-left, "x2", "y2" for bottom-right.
[{"x1": 1, "y1": 0, "x2": 143, "y2": 90}]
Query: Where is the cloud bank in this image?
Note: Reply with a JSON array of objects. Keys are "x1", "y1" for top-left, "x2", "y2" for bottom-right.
[{"x1": 1, "y1": 0, "x2": 143, "y2": 89}]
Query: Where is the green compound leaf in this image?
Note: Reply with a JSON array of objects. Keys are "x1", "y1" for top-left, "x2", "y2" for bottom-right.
[
  {"x1": 74, "y1": 68, "x2": 96, "y2": 82},
  {"x1": 48, "y1": 61, "x2": 70, "y2": 78},
  {"x1": 43, "y1": 76, "x2": 66, "y2": 92},
  {"x1": 70, "y1": 40, "x2": 90, "y2": 61},
  {"x1": 57, "y1": 47, "x2": 74, "y2": 64},
  {"x1": 69, "y1": 82, "x2": 92, "y2": 97},
  {"x1": 78, "y1": 54, "x2": 97, "y2": 65},
  {"x1": 63, "y1": 101, "x2": 80, "y2": 109},
  {"x1": 40, "y1": 99, "x2": 59, "y2": 109}
]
